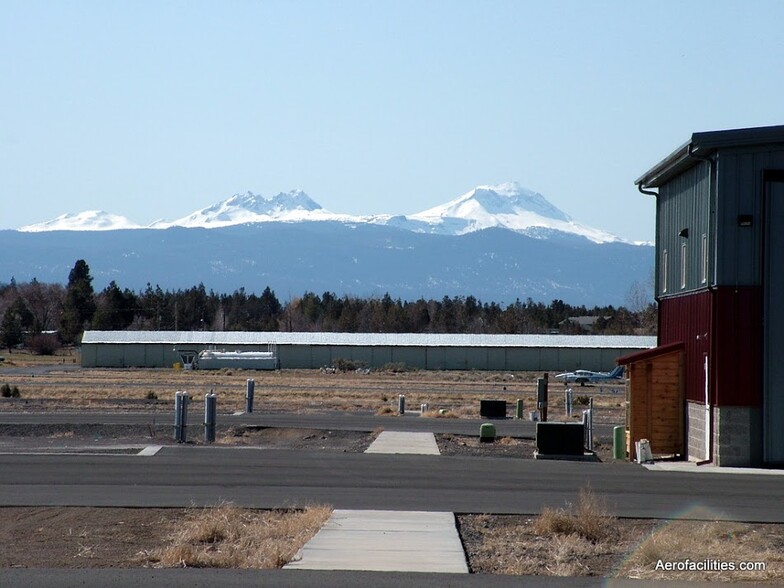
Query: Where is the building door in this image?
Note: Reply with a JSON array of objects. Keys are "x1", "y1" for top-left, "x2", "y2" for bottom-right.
[{"x1": 763, "y1": 173, "x2": 784, "y2": 464}]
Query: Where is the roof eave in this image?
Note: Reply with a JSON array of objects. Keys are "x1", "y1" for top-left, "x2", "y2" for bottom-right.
[
  {"x1": 635, "y1": 124, "x2": 784, "y2": 191},
  {"x1": 635, "y1": 140, "x2": 693, "y2": 190}
]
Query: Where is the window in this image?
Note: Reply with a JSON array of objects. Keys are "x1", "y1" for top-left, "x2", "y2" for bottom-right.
[
  {"x1": 662, "y1": 249, "x2": 668, "y2": 293},
  {"x1": 681, "y1": 243, "x2": 688, "y2": 289},
  {"x1": 701, "y1": 233, "x2": 708, "y2": 284}
]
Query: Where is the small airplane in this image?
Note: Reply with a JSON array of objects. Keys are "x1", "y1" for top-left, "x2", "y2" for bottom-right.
[{"x1": 554, "y1": 365, "x2": 624, "y2": 385}]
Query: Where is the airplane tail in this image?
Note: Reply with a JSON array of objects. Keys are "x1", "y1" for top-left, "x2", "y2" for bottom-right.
[{"x1": 609, "y1": 365, "x2": 624, "y2": 379}]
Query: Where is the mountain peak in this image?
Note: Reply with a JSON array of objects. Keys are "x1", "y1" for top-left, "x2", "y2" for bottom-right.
[
  {"x1": 466, "y1": 182, "x2": 571, "y2": 222},
  {"x1": 222, "y1": 190, "x2": 322, "y2": 214},
  {"x1": 408, "y1": 182, "x2": 619, "y2": 243},
  {"x1": 19, "y1": 210, "x2": 141, "y2": 232},
  {"x1": 155, "y1": 189, "x2": 325, "y2": 228}
]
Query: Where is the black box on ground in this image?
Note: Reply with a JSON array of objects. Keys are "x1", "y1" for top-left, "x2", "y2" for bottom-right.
[
  {"x1": 480, "y1": 399, "x2": 507, "y2": 418},
  {"x1": 536, "y1": 422, "x2": 585, "y2": 455}
]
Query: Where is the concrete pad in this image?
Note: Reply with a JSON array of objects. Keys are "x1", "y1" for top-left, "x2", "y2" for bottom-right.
[
  {"x1": 285, "y1": 509, "x2": 468, "y2": 573},
  {"x1": 644, "y1": 462, "x2": 784, "y2": 476},
  {"x1": 137, "y1": 446, "x2": 163, "y2": 457},
  {"x1": 364, "y1": 431, "x2": 440, "y2": 455}
]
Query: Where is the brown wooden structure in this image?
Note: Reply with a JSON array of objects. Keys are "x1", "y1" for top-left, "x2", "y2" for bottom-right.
[{"x1": 618, "y1": 342, "x2": 685, "y2": 460}]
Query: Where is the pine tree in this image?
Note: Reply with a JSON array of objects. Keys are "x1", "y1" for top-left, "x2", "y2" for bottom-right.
[
  {"x1": 60, "y1": 259, "x2": 96, "y2": 343},
  {"x1": 0, "y1": 306, "x2": 23, "y2": 351}
]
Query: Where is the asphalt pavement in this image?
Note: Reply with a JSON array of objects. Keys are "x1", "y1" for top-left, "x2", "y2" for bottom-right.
[
  {"x1": 0, "y1": 569, "x2": 744, "y2": 588},
  {"x1": 1, "y1": 446, "x2": 783, "y2": 522}
]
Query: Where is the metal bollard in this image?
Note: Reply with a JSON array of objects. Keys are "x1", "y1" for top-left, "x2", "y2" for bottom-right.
[
  {"x1": 564, "y1": 387, "x2": 573, "y2": 418},
  {"x1": 537, "y1": 377, "x2": 548, "y2": 422},
  {"x1": 515, "y1": 398, "x2": 523, "y2": 420},
  {"x1": 204, "y1": 390, "x2": 217, "y2": 443},
  {"x1": 613, "y1": 425, "x2": 626, "y2": 460},
  {"x1": 174, "y1": 391, "x2": 183, "y2": 442},
  {"x1": 174, "y1": 391, "x2": 190, "y2": 443},
  {"x1": 582, "y1": 406, "x2": 594, "y2": 452},
  {"x1": 398, "y1": 394, "x2": 405, "y2": 415},
  {"x1": 420, "y1": 403, "x2": 429, "y2": 414},
  {"x1": 245, "y1": 378, "x2": 255, "y2": 413}
]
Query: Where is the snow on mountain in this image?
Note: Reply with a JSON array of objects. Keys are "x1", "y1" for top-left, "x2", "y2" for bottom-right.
[
  {"x1": 15, "y1": 183, "x2": 628, "y2": 244},
  {"x1": 19, "y1": 210, "x2": 142, "y2": 232},
  {"x1": 404, "y1": 182, "x2": 621, "y2": 244},
  {"x1": 150, "y1": 190, "x2": 360, "y2": 228}
]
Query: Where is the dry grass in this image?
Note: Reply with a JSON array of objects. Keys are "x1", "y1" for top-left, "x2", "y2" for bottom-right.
[
  {"x1": 534, "y1": 488, "x2": 615, "y2": 542},
  {"x1": 147, "y1": 503, "x2": 331, "y2": 569},
  {"x1": 1, "y1": 357, "x2": 627, "y2": 421},
  {"x1": 614, "y1": 519, "x2": 784, "y2": 583},
  {"x1": 463, "y1": 499, "x2": 784, "y2": 581}
]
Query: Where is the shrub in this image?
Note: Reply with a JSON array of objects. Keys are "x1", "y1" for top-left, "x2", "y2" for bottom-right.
[
  {"x1": 1, "y1": 384, "x2": 20, "y2": 398},
  {"x1": 26, "y1": 333, "x2": 61, "y2": 356},
  {"x1": 574, "y1": 395, "x2": 591, "y2": 406},
  {"x1": 534, "y1": 488, "x2": 615, "y2": 542},
  {"x1": 146, "y1": 391, "x2": 158, "y2": 400},
  {"x1": 333, "y1": 358, "x2": 366, "y2": 372}
]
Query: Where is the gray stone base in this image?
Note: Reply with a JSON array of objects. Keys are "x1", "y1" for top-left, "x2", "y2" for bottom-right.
[
  {"x1": 686, "y1": 403, "x2": 762, "y2": 466},
  {"x1": 686, "y1": 401, "x2": 709, "y2": 462},
  {"x1": 713, "y1": 406, "x2": 762, "y2": 467}
]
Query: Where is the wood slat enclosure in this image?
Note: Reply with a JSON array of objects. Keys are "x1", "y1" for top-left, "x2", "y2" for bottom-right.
[{"x1": 618, "y1": 342, "x2": 685, "y2": 460}]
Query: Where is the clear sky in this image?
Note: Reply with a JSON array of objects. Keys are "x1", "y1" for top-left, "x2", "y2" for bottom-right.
[{"x1": 2, "y1": 1, "x2": 783, "y2": 241}]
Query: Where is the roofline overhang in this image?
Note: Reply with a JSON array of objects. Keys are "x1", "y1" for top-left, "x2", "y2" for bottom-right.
[{"x1": 635, "y1": 124, "x2": 784, "y2": 191}]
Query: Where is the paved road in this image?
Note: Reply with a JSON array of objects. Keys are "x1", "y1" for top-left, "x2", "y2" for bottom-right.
[
  {"x1": 0, "y1": 410, "x2": 621, "y2": 437},
  {"x1": 0, "y1": 569, "x2": 728, "y2": 588},
  {"x1": 1, "y1": 447, "x2": 782, "y2": 522}
]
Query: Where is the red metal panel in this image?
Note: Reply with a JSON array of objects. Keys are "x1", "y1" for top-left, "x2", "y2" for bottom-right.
[
  {"x1": 659, "y1": 292, "x2": 711, "y2": 403},
  {"x1": 713, "y1": 287, "x2": 762, "y2": 407},
  {"x1": 660, "y1": 288, "x2": 762, "y2": 407}
]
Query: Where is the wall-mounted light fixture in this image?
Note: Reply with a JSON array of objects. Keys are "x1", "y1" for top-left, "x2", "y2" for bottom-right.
[
  {"x1": 738, "y1": 214, "x2": 753, "y2": 227},
  {"x1": 679, "y1": 228, "x2": 689, "y2": 238}
]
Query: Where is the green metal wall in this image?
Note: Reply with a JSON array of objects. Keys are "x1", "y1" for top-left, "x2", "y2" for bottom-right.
[
  {"x1": 82, "y1": 342, "x2": 644, "y2": 371},
  {"x1": 657, "y1": 161, "x2": 712, "y2": 298}
]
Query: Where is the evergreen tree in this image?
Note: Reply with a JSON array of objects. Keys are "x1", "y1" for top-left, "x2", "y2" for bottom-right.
[
  {"x1": 0, "y1": 306, "x2": 23, "y2": 351},
  {"x1": 92, "y1": 281, "x2": 137, "y2": 330},
  {"x1": 60, "y1": 259, "x2": 96, "y2": 343}
]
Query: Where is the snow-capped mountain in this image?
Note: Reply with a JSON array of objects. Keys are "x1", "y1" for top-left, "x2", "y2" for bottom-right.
[
  {"x1": 150, "y1": 190, "x2": 360, "y2": 228},
  {"x1": 16, "y1": 183, "x2": 627, "y2": 244},
  {"x1": 4, "y1": 182, "x2": 654, "y2": 306},
  {"x1": 19, "y1": 210, "x2": 142, "y2": 232},
  {"x1": 400, "y1": 182, "x2": 620, "y2": 243}
]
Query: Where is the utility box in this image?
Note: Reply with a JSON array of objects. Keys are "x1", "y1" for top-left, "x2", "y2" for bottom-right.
[
  {"x1": 536, "y1": 422, "x2": 585, "y2": 456},
  {"x1": 480, "y1": 399, "x2": 507, "y2": 419}
]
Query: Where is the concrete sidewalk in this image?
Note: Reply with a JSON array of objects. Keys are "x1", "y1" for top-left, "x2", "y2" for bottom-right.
[
  {"x1": 365, "y1": 431, "x2": 440, "y2": 455},
  {"x1": 644, "y1": 462, "x2": 784, "y2": 475},
  {"x1": 287, "y1": 435, "x2": 465, "y2": 573},
  {"x1": 284, "y1": 509, "x2": 468, "y2": 573}
]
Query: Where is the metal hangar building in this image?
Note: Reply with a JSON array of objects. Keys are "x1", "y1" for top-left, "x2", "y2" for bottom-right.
[
  {"x1": 81, "y1": 331, "x2": 655, "y2": 373},
  {"x1": 632, "y1": 124, "x2": 784, "y2": 466}
]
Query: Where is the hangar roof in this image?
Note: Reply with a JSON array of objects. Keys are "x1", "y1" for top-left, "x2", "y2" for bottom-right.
[
  {"x1": 82, "y1": 330, "x2": 656, "y2": 349},
  {"x1": 635, "y1": 124, "x2": 784, "y2": 190}
]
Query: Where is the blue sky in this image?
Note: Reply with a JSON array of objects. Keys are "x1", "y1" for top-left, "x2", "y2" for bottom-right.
[{"x1": 2, "y1": 1, "x2": 783, "y2": 241}]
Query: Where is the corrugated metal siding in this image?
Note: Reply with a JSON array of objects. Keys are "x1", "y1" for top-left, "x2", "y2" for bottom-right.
[
  {"x1": 659, "y1": 292, "x2": 712, "y2": 403},
  {"x1": 715, "y1": 149, "x2": 784, "y2": 285},
  {"x1": 657, "y1": 161, "x2": 712, "y2": 297},
  {"x1": 713, "y1": 287, "x2": 762, "y2": 407},
  {"x1": 81, "y1": 331, "x2": 656, "y2": 350}
]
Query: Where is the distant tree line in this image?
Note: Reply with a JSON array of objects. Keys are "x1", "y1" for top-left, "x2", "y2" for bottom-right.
[{"x1": 0, "y1": 259, "x2": 656, "y2": 353}]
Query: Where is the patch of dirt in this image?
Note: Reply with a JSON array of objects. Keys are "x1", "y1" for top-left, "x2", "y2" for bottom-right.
[
  {"x1": 3, "y1": 506, "x2": 782, "y2": 582},
  {"x1": 0, "y1": 507, "x2": 182, "y2": 568},
  {"x1": 218, "y1": 426, "x2": 375, "y2": 452},
  {"x1": 457, "y1": 514, "x2": 784, "y2": 582},
  {"x1": 437, "y1": 433, "x2": 616, "y2": 462},
  {"x1": 0, "y1": 424, "x2": 375, "y2": 453}
]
